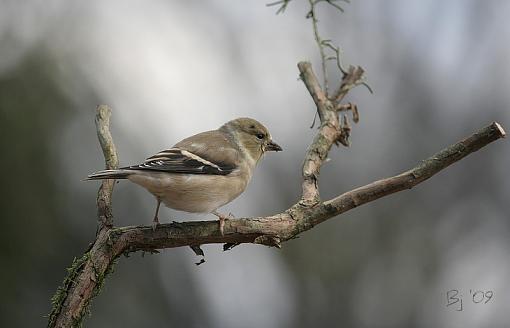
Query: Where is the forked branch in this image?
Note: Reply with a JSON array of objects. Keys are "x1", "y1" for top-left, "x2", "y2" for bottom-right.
[{"x1": 47, "y1": 66, "x2": 505, "y2": 327}]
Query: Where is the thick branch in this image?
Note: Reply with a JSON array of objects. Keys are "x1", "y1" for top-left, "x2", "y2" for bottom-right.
[
  {"x1": 48, "y1": 105, "x2": 119, "y2": 328},
  {"x1": 103, "y1": 121, "x2": 506, "y2": 252},
  {"x1": 298, "y1": 61, "x2": 338, "y2": 205},
  {"x1": 298, "y1": 61, "x2": 364, "y2": 205},
  {"x1": 311, "y1": 121, "x2": 507, "y2": 227},
  {"x1": 49, "y1": 122, "x2": 506, "y2": 263}
]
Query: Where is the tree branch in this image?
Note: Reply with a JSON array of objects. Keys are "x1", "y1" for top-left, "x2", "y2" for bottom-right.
[
  {"x1": 48, "y1": 105, "x2": 119, "y2": 328},
  {"x1": 95, "y1": 105, "x2": 119, "y2": 230},
  {"x1": 297, "y1": 61, "x2": 367, "y2": 205},
  {"x1": 307, "y1": 0, "x2": 329, "y2": 95},
  {"x1": 98, "y1": 121, "x2": 508, "y2": 251},
  {"x1": 48, "y1": 64, "x2": 505, "y2": 327}
]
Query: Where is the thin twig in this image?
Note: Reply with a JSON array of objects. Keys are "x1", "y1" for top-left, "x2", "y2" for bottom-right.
[
  {"x1": 323, "y1": 41, "x2": 348, "y2": 75},
  {"x1": 307, "y1": 0, "x2": 329, "y2": 96},
  {"x1": 332, "y1": 65, "x2": 366, "y2": 102},
  {"x1": 336, "y1": 102, "x2": 359, "y2": 123},
  {"x1": 266, "y1": 0, "x2": 292, "y2": 14},
  {"x1": 95, "y1": 105, "x2": 119, "y2": 230}
]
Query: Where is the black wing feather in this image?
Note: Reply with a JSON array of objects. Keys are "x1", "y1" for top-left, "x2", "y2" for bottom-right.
[{"x1": 122, "y1": 149, "x2": 236, "y2": 176}]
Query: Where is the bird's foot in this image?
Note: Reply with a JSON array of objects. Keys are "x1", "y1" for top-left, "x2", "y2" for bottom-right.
[
  {"x1": 152, "y1": 216, "x2": 160, "y2": 231},
  {"x1": 212, "y1": 211, "x2": 235, "y2": 236},
  {"x1": 152, "y1": 198, "x2": 162, "y2": 231}
]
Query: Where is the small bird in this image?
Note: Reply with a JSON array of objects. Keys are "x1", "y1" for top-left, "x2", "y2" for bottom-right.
[{"x1": 87, "y1": 117, "x2": 282, "y2": 234}]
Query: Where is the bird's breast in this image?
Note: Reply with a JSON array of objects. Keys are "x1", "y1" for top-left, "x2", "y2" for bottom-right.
[{"x1": 128, "y1": 170, "x2": 250, "y2": 213}]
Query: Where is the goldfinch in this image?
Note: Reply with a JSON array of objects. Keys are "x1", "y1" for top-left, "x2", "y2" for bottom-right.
[{"x1": 87, "y1": 117, "x2": 282, "y2": 233}]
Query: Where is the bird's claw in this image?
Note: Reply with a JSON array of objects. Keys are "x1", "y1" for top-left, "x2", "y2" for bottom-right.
[
  {"x1": 213, "y1": 211, "x2": 235, "y2": 236},
  {"x1": 152, "y1": 216, "x2": 159, "y2": 231},
  {"x1": 219, "y1": 217, "x2": 225, "y2": 236}
]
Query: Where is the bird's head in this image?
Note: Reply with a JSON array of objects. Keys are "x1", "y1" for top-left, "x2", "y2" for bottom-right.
[{"x1": 221, "y1": 117, "x2": 282, "y2": 163}]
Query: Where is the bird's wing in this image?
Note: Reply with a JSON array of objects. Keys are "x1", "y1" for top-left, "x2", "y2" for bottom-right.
[{"x1": 123, "y1": 130, "x2": 239, "y2": 176}]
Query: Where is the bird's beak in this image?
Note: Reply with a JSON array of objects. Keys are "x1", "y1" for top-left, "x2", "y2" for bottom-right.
[{"x1": 266, "y1": 140, "x2": 283, "y2": 152}]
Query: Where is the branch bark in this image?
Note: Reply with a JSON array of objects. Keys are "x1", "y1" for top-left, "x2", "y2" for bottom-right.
[
  {"x1": 48, "y1": 105, "x2": 119, "y2": 328},
  {"x1": 95, "y1": 105, "x2": 119, "y2": 230},
  {"x1": 80, "y1": 120, "x2": 509, "y2": 251},
  {"x1": 48, "y1": 64, "x2": 506, "y2": 328}
]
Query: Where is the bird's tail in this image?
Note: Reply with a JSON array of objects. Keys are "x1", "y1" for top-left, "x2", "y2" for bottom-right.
[{"x1": 86, "y1": 169, "x2": 132, "y2": 180}]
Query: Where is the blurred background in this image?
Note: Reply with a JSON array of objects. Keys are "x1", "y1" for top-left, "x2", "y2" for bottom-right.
[{"x1": 1, "y1": 0, "x2": 509, "y2": 327}]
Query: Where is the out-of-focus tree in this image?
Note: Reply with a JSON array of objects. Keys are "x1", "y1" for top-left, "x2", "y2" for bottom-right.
[{"x1": 1, "y1": 1, "x2": 508, "y2": 328}]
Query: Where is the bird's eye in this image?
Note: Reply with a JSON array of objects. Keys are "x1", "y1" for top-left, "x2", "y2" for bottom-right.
[{"x1": 256, "y1": 133, "x2": 264, "y2": 140}]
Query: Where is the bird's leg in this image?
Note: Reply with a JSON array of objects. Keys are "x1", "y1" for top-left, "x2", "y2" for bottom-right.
[
  {"x1": 152, "y1": 198, "x2": 161, "y2": 231},
  {"x1": 212, "y1": 211, "x2": 234, "y2": 236}
]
